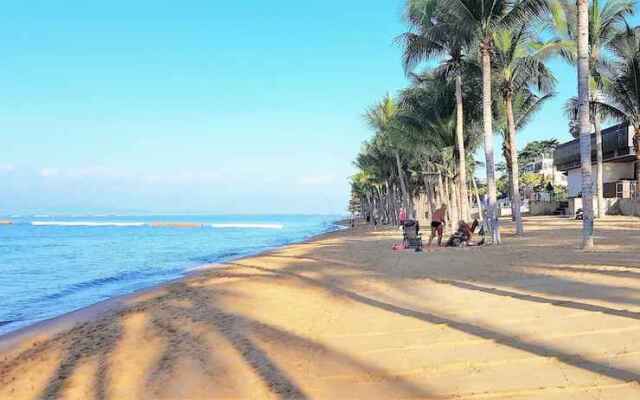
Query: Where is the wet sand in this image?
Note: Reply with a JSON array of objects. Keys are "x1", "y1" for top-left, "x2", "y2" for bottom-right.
[{"x1": 1, "y1": 216, "x2": 640, "y2": 399}]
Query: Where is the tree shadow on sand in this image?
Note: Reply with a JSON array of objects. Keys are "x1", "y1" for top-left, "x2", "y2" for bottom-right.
[
  {"x1": 1, "y1": 276, "x2": 432, "y2": 400},
  {"x1": 231, "y1": 261, "x2": 640, "y2": 384},
  {"x1": 430, "y1": 279, "x2": 640, "y2": 321},
  {"x1": 150, "y1": 282, "x2": 431, "y2": 398}
]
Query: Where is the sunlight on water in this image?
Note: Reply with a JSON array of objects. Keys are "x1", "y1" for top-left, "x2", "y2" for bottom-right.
[{"x1": 0, "y1": 214, "x2": 342, "y2": 335}]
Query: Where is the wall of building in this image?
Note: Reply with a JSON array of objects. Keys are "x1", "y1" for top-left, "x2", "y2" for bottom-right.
[
  {"x1": 566, "y1": 162, "x2": 635, "y2": 197},
  {"x1": 615, "y1": 199, "x2": 640, "y2": 216},
  {"x1": 529, "y1": 201, "x2": 561, "y2": 216},
  {"x1": 568, "y1": 197, "x2": 620, "y2": 216}
]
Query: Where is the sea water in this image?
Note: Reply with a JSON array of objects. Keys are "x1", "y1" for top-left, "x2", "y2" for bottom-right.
[{"x1": 0, "y1": 214, "x2": 343, "y2": 335}]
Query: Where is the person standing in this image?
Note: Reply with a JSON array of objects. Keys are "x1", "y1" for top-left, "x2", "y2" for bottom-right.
[
  {"x1": 399, "y1": 207, "x2": 407, "y2": 226},
  {"x1": 428, "y1": 204, "x2": 447, "y2": 247}
]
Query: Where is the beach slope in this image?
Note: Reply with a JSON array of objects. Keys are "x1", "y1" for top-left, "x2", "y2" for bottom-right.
[{"x1": 1, "y1": 216, "x2": 640, "y2": 399}]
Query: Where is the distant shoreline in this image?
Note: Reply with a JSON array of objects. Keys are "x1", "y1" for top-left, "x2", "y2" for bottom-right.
[{"x1": 0, "y1": 219, "x2": 348, "y2": 351}]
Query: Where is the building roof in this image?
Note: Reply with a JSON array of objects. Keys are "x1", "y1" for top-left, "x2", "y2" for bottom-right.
[{"x1": 553, "y1": 122, "x2": 636, "y2": 172}]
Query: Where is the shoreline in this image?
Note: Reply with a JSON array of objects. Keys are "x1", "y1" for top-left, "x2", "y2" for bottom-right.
[
  {"x1": 0, "y1": 221, "x2": 348, "y2": 352},
  {"x1": 2, "y1": 216, "x2": 640, "y2": 399}
]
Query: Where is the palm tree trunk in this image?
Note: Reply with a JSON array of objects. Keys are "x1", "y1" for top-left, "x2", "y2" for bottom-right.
[
  {"x1": 634, "y1": 129, "x2": 640, "y2": 185},
  {"x1": 455, "y1": 74, "x2": 470, "y2": 221},
  {"x1": 472, "y1": 177, "x2": 484, "y2": 221},
  {"x1": 429, "y1": 182, "x2": 436, "y2": 216},
  {"x1": 422, "y1": 174, "x2": 434, "y2": 220},
  {"x1": 577, "y1": 0, "x2": 594, "y2": 249},
  {"x1": 468, "y1": 185, "x2": 474, "y2": 218},
  {"x1": 443, "y1": 175, "x2": 452, "y2": 232},
  {"x1": 384, "y1": 181, "x2": 392, "y2": 225},
  {"x1": 593, "y1": 111, "x2": 605, "y2": 218},
  {"x1": 506, "y1": 92, "x2": 524, "y2": 234},
  {"x1": 480, "y1": 43, "x2": 501, "y2": 244},
  {"x1": 436, "y1": 172, "x2": 444, "y2": 210},
  {"x1": 503, "y1": 140, "x2": 516, "y2": 222},
  {"x1": 392, "y1": 183, "x2": 398, "y2": 224},
  {"x1": 450, "y1": 176, "x2": 461, "y2": 227},
  {"x1": 394, "y1": 150, "x2": 412, "y2": 217},
  {"x1": 408, "y1": 189, "x2": 416, "y2": 219}
]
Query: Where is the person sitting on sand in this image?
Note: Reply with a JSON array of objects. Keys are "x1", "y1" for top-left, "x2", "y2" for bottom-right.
[
  {"x1": 447, "y1": 219, "x2": 484, "y2": 247},
  {"x1": 428, "y1": 204, "x2": 447, "y2": 247}
]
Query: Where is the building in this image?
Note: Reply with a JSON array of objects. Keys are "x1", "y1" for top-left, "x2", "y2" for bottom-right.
[
  {"x1": 521, "y1": 156, "x2": 567, "y2": 187},
  {"x1": 554, "y1": 122, "x2": 638, "y2": 200}
]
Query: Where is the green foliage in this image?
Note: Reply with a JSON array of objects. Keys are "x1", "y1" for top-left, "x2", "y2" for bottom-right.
[
  {"x1": 521, "y1": 172, "x2": 544, "y2": 189},
  {"x1": 496, "y1": 175, "x2": 510, "y2": 197},
  {"x1": 518, "y1": 139, "x2": 560, "y2": 165},
  {"x1": 351, "y1": 0, "x2": 640, "y2": 223},
  {"x1": 598, "y1": 25, "x2": 640, "y2": 140}
]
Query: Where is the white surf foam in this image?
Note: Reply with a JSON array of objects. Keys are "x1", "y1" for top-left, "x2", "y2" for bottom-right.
[
  {"x1": 209, "y1": 223, "x2": 284, "y2": 229},
  {"x1": 31, "y1": 221, "x2": 146, "y2": 227}
]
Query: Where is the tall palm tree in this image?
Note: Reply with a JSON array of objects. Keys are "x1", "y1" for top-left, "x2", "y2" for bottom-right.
[
  {"x1": 553, "y1": 0, "x2": 634, "y2": 218},
  {"x1": 588, "y1": 0, "x2": 634, "y2": 218},
  {"x1": 441, "y1": 0, "x2": 550, "y2": 244},
  {"x1": 565, "y1": 94, "x2": 611, "y2": 217},
  {"x1": 397, "y1": 72, "x2": 484, "y2": 224},
  {"x1": 598, "y1": 25, "x2": 640, "y2": 183},
  {"x1": 493, "y1": 25, "x2": 557, "y2": 234},
  {"x1": 398, "y1": 0, "x2": 475, "y2": 220},
  {"x1": 364, "y1": 95, "x2": 414, "y2": 217},
  {"x1": 499, "y1": 90, "x2": 555, "y2": 225},
  {"x1": 576, "y1": 0, "x2": 595, "y2": 249},
  {"x1": 355, "y1": 139, "x2": 403, "y2": 225}
]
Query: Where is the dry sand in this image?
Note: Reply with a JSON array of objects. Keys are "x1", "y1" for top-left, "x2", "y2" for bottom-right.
[{"x1": 1, "y1": 216, "x2": 640, "y2": 399}]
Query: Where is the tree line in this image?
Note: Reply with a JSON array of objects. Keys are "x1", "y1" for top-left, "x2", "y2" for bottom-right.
[{"x1": 350, "y1": 0, "x2": 639, "y2": 248}]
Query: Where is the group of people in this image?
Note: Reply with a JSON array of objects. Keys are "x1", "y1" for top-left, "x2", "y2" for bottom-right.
[{"x1": 399, "y1": 204, "x2": 483, "y2": 248}]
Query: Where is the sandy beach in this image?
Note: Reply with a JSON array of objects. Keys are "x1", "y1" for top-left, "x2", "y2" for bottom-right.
[{"x1": 1, "y1": 216, "x2": 640, "y2": 399}]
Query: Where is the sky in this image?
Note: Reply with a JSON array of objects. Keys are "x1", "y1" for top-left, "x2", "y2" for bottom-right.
[{"x1": 0, "y1": 1, "x2": 634, "y2": 215}]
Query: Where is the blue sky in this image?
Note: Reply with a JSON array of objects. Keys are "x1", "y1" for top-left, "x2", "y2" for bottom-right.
[{"x1": 0, "y1": 1, "x2": 631, "y2": 215}]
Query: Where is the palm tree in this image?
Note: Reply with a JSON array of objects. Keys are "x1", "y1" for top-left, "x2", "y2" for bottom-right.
[
  {"x1": 355, "y1": 139, "x2": 404, "y2": 225},
  {"x1": 589, "y1": 0, "x2": 634, "y2": 218},
  {"x1": 554, "y1": 0, "x2": 634, "y2": 218},
  {"x1": 398, "y1": 0, "x2": 475, "y2": 221},
  {"x1": 576, "y1": 0, "x2": 595, "y2": 249},
  {"x1": 518, "y1": 139, "x2": 561, "y2": 164},
  {"x1": 598, "y1": 25, "x2": 640, "y2": 184},
  {"x1": 498, "y1": 90, "x2": 554, "y2": 225},
  {"x1": 364, "y1": 95, "x2": 414, "y2": 218},
  {"x1": 565, "y1": 95, "x2": 612, "y2": 217},
  {"x1": 441, "y1": 0, "x2": 550, "y2": 244},
  {"x1": 397, "y1": 72, "x2": 484, "y2": 225},
  {"x1": 493, "y1": 25, "x2": 557, "y2": 234}
]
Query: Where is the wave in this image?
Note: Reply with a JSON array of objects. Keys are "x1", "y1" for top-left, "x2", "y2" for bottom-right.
[
  {"x1": 208, "y1": 223, "x2": 284, "y2": 229},
  {"x1": 189, "y1": 250, "x2": 243, "y2": 264},
  {"x1": 31, "y1": 221, "x2": 146, "y2": 227},
  {"x1": 35, "y1": 268, "x2": 182, "y2": 303},
  {"x1": 29, "y1": 221, "x2": 285, "y2": 229}
]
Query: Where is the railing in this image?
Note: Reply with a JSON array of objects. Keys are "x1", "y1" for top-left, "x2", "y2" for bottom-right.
[{"x1": 554, "y1": 123, "x2": 634, "y2": 171}]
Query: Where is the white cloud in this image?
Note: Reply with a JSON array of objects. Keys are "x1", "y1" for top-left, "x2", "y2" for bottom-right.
[
  {"x1": 40, "y1": 168, "x2": 60, "y2": 177},
  {"x1": 0, "y1": 164, "x2": 15, "y2": 174}
]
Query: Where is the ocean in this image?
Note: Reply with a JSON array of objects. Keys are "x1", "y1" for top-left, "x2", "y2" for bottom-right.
[{"x1": 0, "y1": 214, "x2": 344, "y2": 336}]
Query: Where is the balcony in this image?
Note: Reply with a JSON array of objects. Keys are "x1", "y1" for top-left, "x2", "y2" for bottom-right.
[{"x1": 554, "y1": 123, "x2": 636, "y2": 172}]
